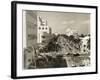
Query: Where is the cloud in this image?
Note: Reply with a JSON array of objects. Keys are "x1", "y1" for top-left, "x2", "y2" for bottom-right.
[
  {"x1": 80, "y1": 20, "x2": 90, "y2": 25},
  {"x1": 61, "y1": 20, "x2": 75, "y2": 25}
]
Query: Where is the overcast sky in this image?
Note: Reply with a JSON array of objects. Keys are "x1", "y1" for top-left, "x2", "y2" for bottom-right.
[{"x1": 37, "y1": 11, "x2": 90, "y2": 35}]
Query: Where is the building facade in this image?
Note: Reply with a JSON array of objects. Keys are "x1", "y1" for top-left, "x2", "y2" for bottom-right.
[
  {"x1": 80, "y1": 36, "x2": 90, "y2": 54},
  {"x1": 26, "y1": 10, "x2": 38, "y2": 47}
]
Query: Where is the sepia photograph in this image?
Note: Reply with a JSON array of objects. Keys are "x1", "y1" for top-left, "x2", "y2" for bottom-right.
[
  {"x1": 23, "y1": 10, "x2": 91, "y2": 69},
  {"x1": 11, "y1": 1, "x2": 97, "y2": 79}
]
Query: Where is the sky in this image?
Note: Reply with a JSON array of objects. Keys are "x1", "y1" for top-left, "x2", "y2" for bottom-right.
[{"x1": 38, "y1": 11, "x2": 90, "y2": 35}]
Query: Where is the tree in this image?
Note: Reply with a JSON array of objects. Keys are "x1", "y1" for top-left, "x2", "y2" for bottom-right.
[
  {"x1": 80, "y1": 34, "x2": 85, "y2": 37},
  {"x1": 39, "y1": 35, "x2": 61, "y2": 53},
  {"x1": 46, "y1": 35, "x2": 61, "y2": 52}
]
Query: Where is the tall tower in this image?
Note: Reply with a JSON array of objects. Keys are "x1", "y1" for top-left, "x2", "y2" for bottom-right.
[{"x1": 37, "y1": 17, "x2": 50, "y2": 43}]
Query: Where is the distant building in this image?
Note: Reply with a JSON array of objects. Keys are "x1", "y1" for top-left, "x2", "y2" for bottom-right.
[{"x1": 66, "y1": 28, "x2": 79, "y2": 39}]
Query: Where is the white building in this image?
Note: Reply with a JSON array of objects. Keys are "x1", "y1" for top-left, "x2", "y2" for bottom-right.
[
  {"x1": 80, "y1": 36, "x2": 90, "y2": 54},
  {"x1": 37, "y1": 17, "x2": 51, "y2": 43},
  {"x1": 66, "y1": 28, "x2": 79, "y2": 39}
]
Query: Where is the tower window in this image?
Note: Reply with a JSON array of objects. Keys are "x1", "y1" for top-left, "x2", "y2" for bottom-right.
[
  {"x1": 39, "y1": 27, "x2": 41, "y2": 30},
  {"x1": 42, "y1": 27, "x2": 44, "y2": 30},
  {"x1": 45, "y1": 27, "x2": 47, "y2": 30}
]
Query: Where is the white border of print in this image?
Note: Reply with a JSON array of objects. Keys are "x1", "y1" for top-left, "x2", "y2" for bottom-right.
[{"x1": 17, "y1": 4, "x2": 96, "y2": 77}]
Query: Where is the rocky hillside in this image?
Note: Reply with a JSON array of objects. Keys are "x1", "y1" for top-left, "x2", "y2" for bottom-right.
[{"x1": 39, "y1": 34, "x2": 81, "y2": 55}]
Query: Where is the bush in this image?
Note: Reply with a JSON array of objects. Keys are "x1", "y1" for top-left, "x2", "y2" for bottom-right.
[{"x1": 73, "y1": 53, "x2": 80, "y2": 56}]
